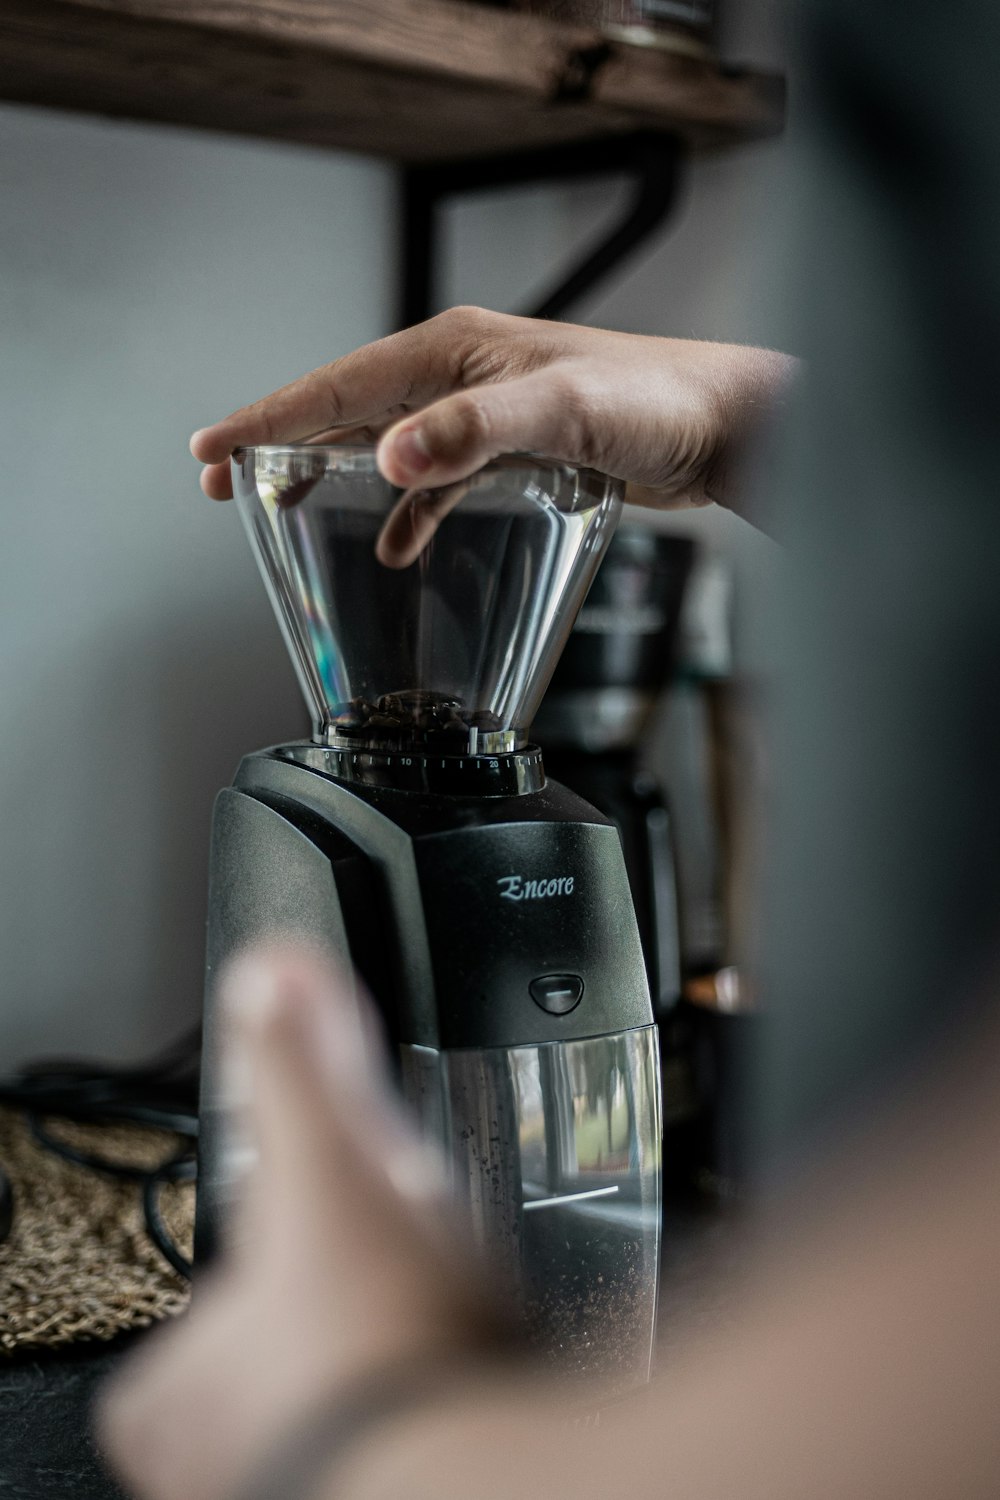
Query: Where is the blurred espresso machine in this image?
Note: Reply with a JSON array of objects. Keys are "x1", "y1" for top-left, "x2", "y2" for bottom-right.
[
  {"x1": 535, "y1": 529, "x2": 755, "y2": 1195},
  {"x1": 533, "y1": 527, "x2": 694, "y2": 1013},
  {"x1": 532, "y1": 527, "x2": 729, "y2": 1182}
]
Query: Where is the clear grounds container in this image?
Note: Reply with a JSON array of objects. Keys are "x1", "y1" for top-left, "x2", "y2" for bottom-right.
[{"x1": 232, "y1": 446, "x2": 624, "y2": 757}]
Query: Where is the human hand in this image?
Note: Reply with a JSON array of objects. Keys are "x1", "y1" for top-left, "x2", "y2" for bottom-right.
[
  {"x1": 190, "y1": 308, "x2": 795, "y2": 515},
  {"x1": 98, "y1": 948, "x2": 501, "y2": 1500}
]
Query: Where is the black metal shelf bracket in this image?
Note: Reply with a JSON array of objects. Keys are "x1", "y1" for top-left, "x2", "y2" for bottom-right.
[{"x1": 398, "y1": 130, "x2": 683, "y2": 328}]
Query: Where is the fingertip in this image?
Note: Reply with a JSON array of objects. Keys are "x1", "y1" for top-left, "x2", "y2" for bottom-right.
[
  {"x1": 221, "y1": 945, "x2": 370, "y2": 1073},
  {"x1": 374, "y1": 489, "x2": 443, "y2": 570},
  {"x1": 190, "y1": 426, "x2": 234, "y2": 466},
  {"x1": 222, "y1": 947, "x2": 297, "y2": 1045},
  {"x1": 190, "y1": 426, "x2": 220, "y2": 462},
  {"x1": 200, "y1": 463, "x2": 234, "y2": 501},
  {"x1": 373, "y1": 533, "x2": 409, "y2": 570},
  {"x1": 377, "y1": 425, "x2": 433, "y2": 487}
]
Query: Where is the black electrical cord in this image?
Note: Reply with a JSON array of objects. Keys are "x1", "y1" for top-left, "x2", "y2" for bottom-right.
[
  {"x1": 25, "y1": 1115, "x2": 197, "y2": 1278},
  {"x1": 0, "y1": 1024, "x2": 201, "y2": 1278},
  {"x1": 143, "y1": 1151, "x2": 198, "y2": 1278}
]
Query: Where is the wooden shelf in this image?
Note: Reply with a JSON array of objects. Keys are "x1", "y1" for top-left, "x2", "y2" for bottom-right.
[{"x1": 0, "y1": 0, "x2": 784, "y2": 164}]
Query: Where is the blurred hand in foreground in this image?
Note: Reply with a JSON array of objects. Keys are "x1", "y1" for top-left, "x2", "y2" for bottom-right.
[
  {"x1": 99, "y1": 949, "x2": 1000, "y2": 1500},
  {"x1": 190, "y1": 307, "x2": 795, "y2": 516},
  {"x1": 98, "y1": 949, "x2": 502, "y2": 1500}
]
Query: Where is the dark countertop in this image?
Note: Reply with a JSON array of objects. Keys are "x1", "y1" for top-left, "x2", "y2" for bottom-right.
[
  {"x1": 0, "y1": 1196, "x2": 742, "y2": 1499},
  {"x1": 0, "y1": 1338, "x2": 134, "y2": 1499}
]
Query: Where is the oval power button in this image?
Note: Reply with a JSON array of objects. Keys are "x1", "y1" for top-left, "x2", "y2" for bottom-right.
[{"x1": 529, "y1": 974, "x2": 584, "y2": 1016}]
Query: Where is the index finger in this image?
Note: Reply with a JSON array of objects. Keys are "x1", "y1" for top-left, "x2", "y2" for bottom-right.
[{"x1": 189, "y1": 313, "x2": 481, "y2": 468}]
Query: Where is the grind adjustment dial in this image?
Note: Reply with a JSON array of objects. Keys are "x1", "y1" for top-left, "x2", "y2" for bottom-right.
[{"x1": 276, "y1": 742, "x2": 545, "y2": 797}]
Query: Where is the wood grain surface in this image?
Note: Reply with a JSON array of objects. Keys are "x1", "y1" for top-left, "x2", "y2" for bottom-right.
[{"x1": 0, "y1": 0, "x2": 784, "y2": 162}]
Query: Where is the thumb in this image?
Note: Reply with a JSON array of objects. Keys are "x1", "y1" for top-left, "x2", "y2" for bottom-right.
[
  {"x1": 376, "y1": 365, "x2": 601, "y2": 489},
  {"x1": 219, "y1": 947, "x2": 445, "y2": 1258}
]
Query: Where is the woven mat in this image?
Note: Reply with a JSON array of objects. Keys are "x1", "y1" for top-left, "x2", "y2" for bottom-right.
[{"x1": 0, "y1": 1106, "x2": 193, "y2": 1352}]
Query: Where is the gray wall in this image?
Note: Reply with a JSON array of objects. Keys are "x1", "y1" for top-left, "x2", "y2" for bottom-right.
[
  {"x1": 2, "y1": 6, "x2": 787, "y2": 1064},
  {"x1": 1, "y1": 107, "x2": 394, "y2": 1063}
]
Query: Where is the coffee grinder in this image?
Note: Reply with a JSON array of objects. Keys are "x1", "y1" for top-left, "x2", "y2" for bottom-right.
[{"x1": 196, "y1": 446, "x2": 661, "y2": 1390}]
